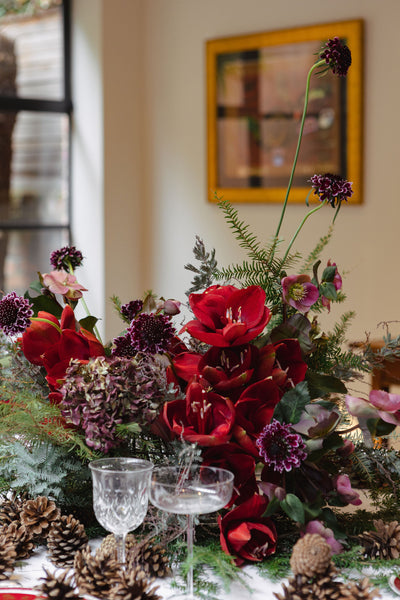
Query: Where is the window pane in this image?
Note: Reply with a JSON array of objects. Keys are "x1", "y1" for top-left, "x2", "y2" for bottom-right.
[
  {"x1": 0, "y1": 111, "x2": 69, "y2": 226},
  {"x1": 0, "y1": 5, "x2": 64, "y2": 101},
  {"x1": 1, "y1": 228, "x2": 69, "y2": 294}
]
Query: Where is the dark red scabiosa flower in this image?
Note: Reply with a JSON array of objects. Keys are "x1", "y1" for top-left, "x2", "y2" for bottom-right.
[
  {"x1": 0, "y1": 291, "x2": 33, "y2": 336},
  {"x1": 112, "y1": 333, "x2": 136, "y2": 358},
  {"x1": 121, "y1": 299, "x2": 143, "y2": 322},
  {"x1": 50, "y1": 246, "x2": 84, "y2": 270},
  {"x1": 319, "y1": 36, "x2": 352, "y2": 76},
  {"x1": 310, "y1": 173, "x2": 353, "y2": 208},
  {"x1": 256, "y1": 419, "x2": 307, "y2": 473},
  {"x1": 128, "y1": 312, "x2": 175, "y2": 354}
]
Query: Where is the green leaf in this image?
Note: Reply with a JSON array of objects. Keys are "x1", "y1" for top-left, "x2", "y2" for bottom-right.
[
  {"x1": 270, "y1": 314, "x2": 315, "y2": 355},
  {"x1": 24, "y1": 291, "x2": 63, "y2": 318},
  {"x1": 273, "y1": 381, "x2": 310, "y2": 425},
  {"x1": 367, "y1": 418, "x2": 396, "y2": 438},
  {"x1": 306, "y1": 370, "x2": 347, "y2": 399},
  {"x1": 280, "y1": 493, "x2": 305, "y2": 524},
  {"x1": 319, "y1": 281, "x2": 337, "y2": 301},
  {"x1": 79, "y1": 315, "x2": 99, "y2": 333},
  {"x1": 321, "y1": 265, "x2": 337, "y2": 282},
  {"x1": 263, "y1": 495, "x2": 281, "y2": 517}
]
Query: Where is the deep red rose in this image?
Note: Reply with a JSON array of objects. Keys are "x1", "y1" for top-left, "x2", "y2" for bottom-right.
[
  {"x1": 202, "y1": 443, "x2": 258, "y2": 506},
  {"x1": 232, "y1": 379, "x2": 281, "y2": 456},
  {"x1": 219, "y1": 494, "x2": 277, "y2": 565},
  {"x1": 181, "y1": 285, "x2": 271, "y2": 347},
  {"x1": 163, "y1": 378, "x2": 235, "y2": 446}
]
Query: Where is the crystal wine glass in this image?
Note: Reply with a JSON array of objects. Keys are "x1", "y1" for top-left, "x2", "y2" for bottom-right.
[
  {"x1": 89, "y1": 457, "x2": 154, "y2": 566},
  {"x1": 149, "y1": 465, "x2": 234, "y2": 600}
]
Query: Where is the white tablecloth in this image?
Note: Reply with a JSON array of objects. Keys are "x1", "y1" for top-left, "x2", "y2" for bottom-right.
[{"x1": 3, "y1": 541, "x2": 398, "y2": 599}]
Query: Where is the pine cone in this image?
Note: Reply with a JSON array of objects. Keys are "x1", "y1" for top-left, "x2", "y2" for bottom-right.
[
  {"x1": 97, "y1": 533, "x2": 137, "y2": 560},
  {"x1": 98, "y1": 534, "x2": 171, "y2": 579},
  {"x1": 130, "y1": 539, "x2": 171, "y2": 579},
  {"x1": 274, "y1": 567, "x2": 341, "y2": 600},
  {"x1": 47, "y1": 514, "x2": 89, "y2": 567},
  {"x1": 37, "y1": 567, "x2": 81, "y2": 600},
  {"x1": 0, "y1": 532, "x2": 17, "y2": 580},
  {"x1": 290, "y1": 534, "x2": 332, "y2": 577},
  {"x1": 358, "y1": 519, "x2": 400, "y2": 559},
  {"x1": 74, "y1": 544, "x2": 122, "y2": 599},
  {"x1": 0, "y1": 492, "x2": 28, "y2": 526},
  {"x1": 109, "y1": 565, "x2": 161, "y2": 600},
  {"x1": 2, "y1": 520, "x2": 35, "y2": 559},
  {"x1": 20, "y1": 496, "x2": 61, "y2": 542},
  {"x1": 338, "y1": 577, "x2": 381, "y2": 599}
]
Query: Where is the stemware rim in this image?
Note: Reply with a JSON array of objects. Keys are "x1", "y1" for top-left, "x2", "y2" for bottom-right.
[
  {"x1": 151, "y1": 464, "x2": 234, "y2": 486},
  {"x1": 89, "y1": 456, "x2": 154, "y2": 474}
]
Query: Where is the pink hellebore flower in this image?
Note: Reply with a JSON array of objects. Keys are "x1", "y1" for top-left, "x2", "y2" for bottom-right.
[
  {"x1": 281, "y1": 275, "x2": 319, "y2": 314},
  {"x1": 346, "y1": 390, "x2": 400, "y2": 426},
  {"x1": 303, "y1": 520, "x2": 343, "y2": 554},
  {"x1": 42, "y1": 269, "x2": 87, "y2": 300},
  {"x1": 335, "y1": 474, "x2": 362, "y2": 506},
  {"x1": 368, "y1": 389, "x2": 400, "y2": 426}
]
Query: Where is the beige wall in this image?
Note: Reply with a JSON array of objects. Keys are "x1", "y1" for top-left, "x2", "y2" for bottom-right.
[{"x1": 72, "y1": 0, "x2": 400, "y2": 345}]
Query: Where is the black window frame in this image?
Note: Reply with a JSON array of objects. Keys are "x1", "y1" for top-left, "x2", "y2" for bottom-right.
[{"x1": 0, "y1": 0, "x2": 72, "y2": 234}]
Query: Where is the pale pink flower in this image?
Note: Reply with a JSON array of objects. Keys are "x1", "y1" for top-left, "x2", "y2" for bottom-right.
[
  {"x1": 335, "y1": 474, "x2": 362, "y2": 506},
  {"x1": 42, "y1": 269, "x2": 87, "y2": 300},
  {"x1": 303, "y1": 520, "x2": 343, "y2": 554},
  {"x1": 369, "y1": 389, "x2": 400, "y2": 426}
]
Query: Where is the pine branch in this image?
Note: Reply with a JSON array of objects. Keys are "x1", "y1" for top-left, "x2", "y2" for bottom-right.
[{"x1": 301, "y1": 225, "x2": 335, "y2": 273}]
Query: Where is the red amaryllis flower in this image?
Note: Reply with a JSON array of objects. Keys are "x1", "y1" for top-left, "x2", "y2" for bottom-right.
[
  {"x1": 182, "y1": 285, "x2": 270, "y2": 347},
  {"x1": 162, "y1": 378, "x2": 235, "y2": 446},
  {"x1": 21, "y1": 305, "x2": 105, "y2": 391},
  {"x1": 256, "y1": 339, "x2": 307, "y2": 393},
  {"x1": 281, "y1": 274, "x2": 319, "y2": 314},
  {"x1": 202, "y1": 443, "x2": 258, "y2": 506},
  {"x1": 233, "y1": 379, "x2": 281, "y2": 456},
  {"x1": 219, "y1": 494, "x2": 277, "y2": 566}
]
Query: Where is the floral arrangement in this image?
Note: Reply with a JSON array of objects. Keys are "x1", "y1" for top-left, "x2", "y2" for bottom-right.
[{"x1": 1, "y1": 35, "x2": 400, "y2": 576}]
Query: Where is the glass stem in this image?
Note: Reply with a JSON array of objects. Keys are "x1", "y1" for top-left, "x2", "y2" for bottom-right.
[
  {"x1": 115, "y1": 532, "x2": 127, "y2": 568},
  {"x1": 186, "y1": 514, "x2": 194, "y2": 597}
]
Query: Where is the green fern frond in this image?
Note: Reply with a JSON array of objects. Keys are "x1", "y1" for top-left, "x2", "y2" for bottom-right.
[{"x1": 217, "y1": 199, "x2": 269, "y2": 263}]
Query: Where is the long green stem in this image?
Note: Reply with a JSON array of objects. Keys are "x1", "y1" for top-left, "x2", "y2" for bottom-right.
[
  {"x1": 66, "y1": 261, "x2": 103, "y2": 344},
  {"x1": 31, "y1": 317, "x2": 62, "y2": 334},
  {"x1": 282, "y1": 200, "x2": 327, "y2": 263},
  {"x1": 274, "y1": 59, "x2": 325, "y2": 239}
]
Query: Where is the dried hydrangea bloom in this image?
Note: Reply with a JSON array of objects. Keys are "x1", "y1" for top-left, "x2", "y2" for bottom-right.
[
  {"x1": 319, "y1": 36, "x2": 352, "y2": 76},
  {"x1": 256, "y1": 419, "x2": 307, "y2": 473},
  {"x1": 310, "y1": 173, "x2": 353, "y2": 208},
  {"x1": 61, "y1": 355, "x2": 172, "y2": 452},
  {"x1": 0, "y1": 291, "x2": 33, "y2": 336},
  {"x1": 50, "y1": 246, "x2": 84, "y2": 271}
]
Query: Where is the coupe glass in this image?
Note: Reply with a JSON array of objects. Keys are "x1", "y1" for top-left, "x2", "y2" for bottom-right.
[
  {"x1": 149, "y1": 465, "x2": 234, "y2": 600},
  {"x1": 89, "y1": 457, "x2": 154, "y2": 566}
]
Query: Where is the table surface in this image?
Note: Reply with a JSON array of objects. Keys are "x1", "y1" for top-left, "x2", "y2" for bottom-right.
[{"x1": 3, "y1": 541, "x2": 398, "y2": 600}]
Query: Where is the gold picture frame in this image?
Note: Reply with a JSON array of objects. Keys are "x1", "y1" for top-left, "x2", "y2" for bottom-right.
[{"x1": 206, "y1": 19, "x2": 363, "y2": 203}]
